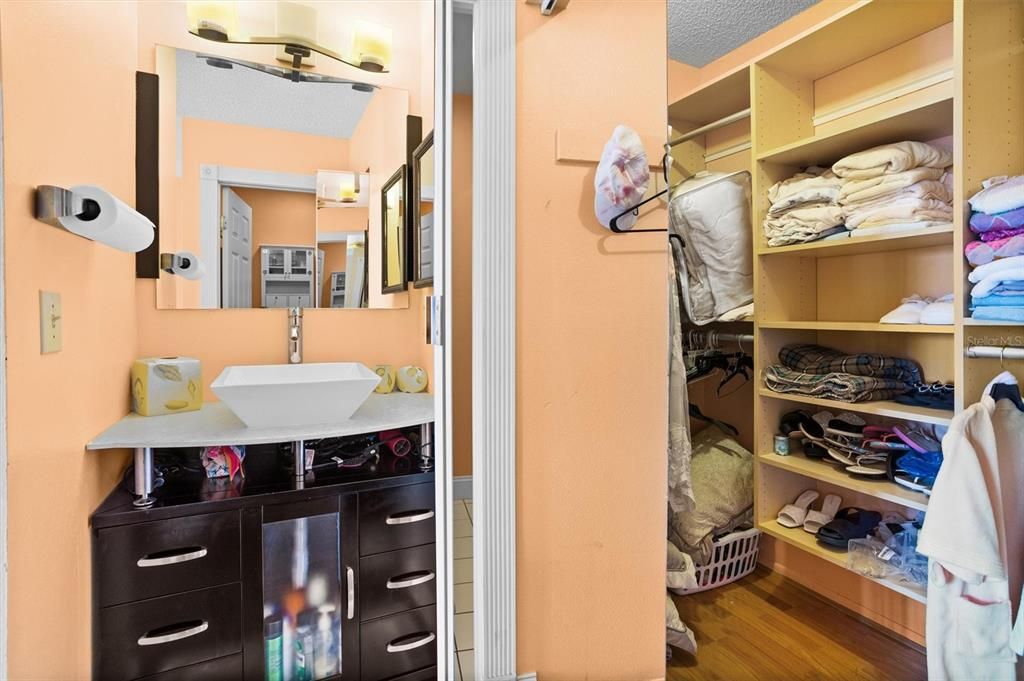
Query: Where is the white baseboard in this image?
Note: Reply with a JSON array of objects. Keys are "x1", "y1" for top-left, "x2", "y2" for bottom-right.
[
  {"x1": 517, "y1": 674, "x2": 538, "y2": 681},
  {"x1": 453, "y1": 475, "x2": 473, "y2": 500}
]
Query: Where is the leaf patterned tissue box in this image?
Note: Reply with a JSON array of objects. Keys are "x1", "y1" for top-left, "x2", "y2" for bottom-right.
[{"x1": 131, "y1": 357, "x2": 203, "y2": 416}]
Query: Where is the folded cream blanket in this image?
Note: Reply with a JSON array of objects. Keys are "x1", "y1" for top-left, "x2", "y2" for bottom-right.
[
  {"x1": 846, "y1": 197, "x2": 953, "y2": 229},
  {"x1": 764, "y1": 204, "x2": 844, "y2": 235},
  {"x1": 841, "y1": 179, "x2": 952, "y2": 212},
  {"x1": 839, "y1": 166, "x2": 946, "y2": 205},
  {"x1": 767, "y1": 167, "x2": 841, "y2": 215},
  {"x1": 832, "y1": 141, "x2": 952, "y2": 180},
  {"x1": 850, "y1": 221, "x2": 953, "y2": 238}
]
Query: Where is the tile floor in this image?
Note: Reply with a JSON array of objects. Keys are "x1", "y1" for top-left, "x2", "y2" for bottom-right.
[{"x1": 453, "y1": 499, "x2": 475, "y2": 681}]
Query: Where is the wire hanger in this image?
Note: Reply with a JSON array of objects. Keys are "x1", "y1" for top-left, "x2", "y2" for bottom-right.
[{"x1": 608, "y1": 153, "x2": 673, "y2": 233}]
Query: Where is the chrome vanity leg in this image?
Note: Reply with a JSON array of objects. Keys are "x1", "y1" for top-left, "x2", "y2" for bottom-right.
[
  {"x1": 133, "y1": 447, "x2": 155, "y2": 508},
  {"x1": 292, "y1": 439, "x2": 306, "y2": 482}
]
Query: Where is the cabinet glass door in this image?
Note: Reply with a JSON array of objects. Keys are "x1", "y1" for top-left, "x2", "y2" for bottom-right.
[
  {"x1": 290, "y1": 249, "x2": 312, "y2": 276},
  {"x1": 259, "y1": 496, "x2": 357, "y2": 681}
]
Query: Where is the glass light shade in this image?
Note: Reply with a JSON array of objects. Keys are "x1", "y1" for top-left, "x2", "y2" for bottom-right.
[
  {"x1": 338, "y1": 174, "x2": 358, "y2": 203},
  {"x1": 186, "y1": 1, "x2": 239, "y2": 41},
  {"x1": 351, "y1": 21, "x2": 392, "y2": 72}
]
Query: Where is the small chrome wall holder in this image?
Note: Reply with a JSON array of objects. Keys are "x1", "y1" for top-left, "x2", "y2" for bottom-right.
[
  {"x1": 34, "y1": 185, "x2": 88, "y2": 229},
  {"x1": 133, "y1": 447, "x2": 156, "y2": 508}
]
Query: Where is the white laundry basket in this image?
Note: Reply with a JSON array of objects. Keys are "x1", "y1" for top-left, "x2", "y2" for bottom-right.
[{"x1": 676, "y1": 528, "x2": 761, "y2": 594}]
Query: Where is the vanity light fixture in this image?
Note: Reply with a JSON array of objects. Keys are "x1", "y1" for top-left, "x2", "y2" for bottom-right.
[
  {"x1": 196, "y1": 53, "x2": 378, "y2": 90},
  {"x1": 186, "y1": 1, "x2": 393, "y2": 74}
]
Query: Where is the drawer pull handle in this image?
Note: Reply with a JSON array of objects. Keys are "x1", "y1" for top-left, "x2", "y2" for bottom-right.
[
  {"x1": 385, "y1": 510, "x2": 435, "y2": 525},
  {"x1": 387, "y1": 570, "x2": 436, "y2": 590},
  {"x1": 346, "y1": 566, "x2": 355, "y2": 621},
  {"x1": 137, "y1": 620, "x2": 209, "y2": 647},
  {"x1": 136, "y1": 547, "x2": 208, "y2": 568},
  {"x1": 386, "y1": 631, "x2": 436, "y2": 654}
]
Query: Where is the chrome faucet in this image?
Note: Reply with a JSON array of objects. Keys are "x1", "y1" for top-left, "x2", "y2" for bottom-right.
[{"x1": 288, "y1": 307, "x2": 303, "y2": 364}]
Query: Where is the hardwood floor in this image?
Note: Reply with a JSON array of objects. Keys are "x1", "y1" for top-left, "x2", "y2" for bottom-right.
[{"x1": 667, "y1": 567, "x2": 926, "y2": 681}]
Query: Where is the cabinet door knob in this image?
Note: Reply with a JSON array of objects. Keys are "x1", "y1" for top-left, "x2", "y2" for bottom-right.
[
  {"x1": 137, "y1": 620, "x2": 208, "y2": 647},
  {"x1": 386, "y1": 570, "x2": 436, "y2": 590},
  {"x1": 385, "y1": 510, "x2": 435, "y2": 525},
  {"x1": 136, "y1": 547, "x2": 208, "y2": 568},
  {"x1": 386, "y1": 631, "x2": 436, "y2": 654}
]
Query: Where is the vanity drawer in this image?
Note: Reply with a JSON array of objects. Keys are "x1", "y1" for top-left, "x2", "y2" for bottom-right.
[
  {"x1": 360, "y1": 605, "x2": 437, "y2": 681},
  {"x1": 136, "y1": 654, "x2": 243, "y2": 681},
  {"x1": 360, "y1": 544, "x2": 437, "y2": 621},
  {"x1": 96, "y1": 583, "x2": 242, "y2": 681},
  {"x1": 388, "y1": 666, "x2": 438, "y2": 681},
  {"x1": 96, "y1": 510, "x2": 240, "y2": 607},
  {"x1": 360, "y1": 484, "x2": 435, "y2": 556}
]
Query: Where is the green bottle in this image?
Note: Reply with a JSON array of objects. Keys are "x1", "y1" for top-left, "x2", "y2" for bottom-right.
[{"x1": 264, "y1": 616, "x2": 283, "y2": 681}]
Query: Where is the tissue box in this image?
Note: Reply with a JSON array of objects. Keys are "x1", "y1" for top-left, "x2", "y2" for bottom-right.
[{"x1": 131, "y1": 357, "x2": 202, "y2": 416}]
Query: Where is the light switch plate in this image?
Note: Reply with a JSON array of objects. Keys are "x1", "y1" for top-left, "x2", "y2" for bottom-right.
[{"x1": 40, "y1": 291, "x2": 62, "y2": 353}]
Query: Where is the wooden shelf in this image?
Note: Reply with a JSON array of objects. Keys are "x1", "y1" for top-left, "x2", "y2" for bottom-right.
[
  {"x1": 757, "y1": 1, "x2": 953, "y2": 81},
  {"x1": 757, "y1": 389, "x2": 953, "y2": 426},
  {"x1": 757, "y1": 86, "x2": 953, "y2": 167},
  {"x1": 756, "y1": 225, "x2": 954, "y2": 258},
  {"x1": 760, "y1": 321, "x2": 953, "y2": 334},
  {"x1": 757, "y1": 521, "x2": 927, "y2": 604},
  {"x1": 758, "y1": 453, "x2": 929, "y2": 512},
  {"x1": 669, "y1": 68, "x2": 749, "y2": 128}
]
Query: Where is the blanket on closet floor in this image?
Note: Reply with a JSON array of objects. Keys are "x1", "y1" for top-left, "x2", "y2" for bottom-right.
[
  {"x1": 832, "y1": 141, "x2": 953, "y2": 180},
  {"x1": 764, "y1": 365, "x2": 911, "y2": 403},
  {"x1": 779, "y1": 343, "x2": 924, "y2": 383}
]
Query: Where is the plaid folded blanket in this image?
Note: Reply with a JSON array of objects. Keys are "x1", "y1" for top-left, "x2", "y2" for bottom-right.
[
  {"x1": 764, "y1": 365, "x2": 911, "y2": 403},
  {"x1": 779, "y1": 343, "x2": 923, "y2": 384}
]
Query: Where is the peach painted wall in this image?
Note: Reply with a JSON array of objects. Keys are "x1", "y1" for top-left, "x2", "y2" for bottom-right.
[
  {"x1": 231, "y1": 187, "x2": 317, "y2": 306},
  {"x1": 516, "y1": 2, "x2": 667, "y2": 679},
  {"x1": 0, "y1": 2, "x2": 139, "y2": 678},
  {"x1": 452, "y1": 94, "x2": 473, "y2": 477}
]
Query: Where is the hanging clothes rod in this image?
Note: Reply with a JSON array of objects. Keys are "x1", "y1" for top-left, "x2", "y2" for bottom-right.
[
  {"x1": 666, "y1": 108, "x2": 751, "y2": 149},
  {"x1": 965, "y1": 345, "x2": 1024, "y2": 360},
  {"x1": 685, "y1": 329, "x2": 754, "y2": 349}
]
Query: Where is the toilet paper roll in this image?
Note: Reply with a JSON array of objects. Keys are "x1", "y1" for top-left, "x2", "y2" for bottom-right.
[
  {"x1": 172, "y1": 251, "x2": 206, "y2": 280},
  {"x1": 59, "y1": 184, "x2": 154, "y2": 253}
]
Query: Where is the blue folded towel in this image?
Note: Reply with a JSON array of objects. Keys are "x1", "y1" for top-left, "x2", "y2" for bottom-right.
[
  {"x1": 973, "y1": 306, "x2": 1024, "y2": 322},
  {"x1": 972, "y1": 294, "x2": 1024, "y2": 307}
]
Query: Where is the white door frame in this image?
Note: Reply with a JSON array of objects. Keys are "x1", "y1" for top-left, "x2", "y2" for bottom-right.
[
  {"x1": 465, "y1": 0, "x2": 519, "y2": 678},
  {"x1": 197, "y1": 164, "x2": 315, "y2": 308}
]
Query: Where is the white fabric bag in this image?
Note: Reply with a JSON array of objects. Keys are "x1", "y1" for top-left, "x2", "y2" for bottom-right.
[{"x1": 594, "y1": 125, "x2": 650, "y2": 230}]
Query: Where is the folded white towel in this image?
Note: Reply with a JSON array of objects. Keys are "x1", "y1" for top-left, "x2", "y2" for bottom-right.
[
  {"x1": 767, "y1": 167, "x2": 842, "y2": 215},
  {"x1": 971, "y1": 269, "x2": 1024, "y2": 298},
  {"x1": 839, "y1": 167, "x2": 946, "y2": 205},
  {"x1": 849, "y1": 221, "x2": 953, "y2": 238},
  {"x1": 832, "y1": 141, "x2": 953, "y2": 179},
  {"x1": 763, "y1": 204, "x2": 844, "y2": 237},
  {"x1": 880, "y1": 295, "x2": 931, "y2": 324},
  {"x1": 968, "y1": 175, "x2": 1024, "y2": 215},
  {"x1": 968, "y1": 255, "x2": 1024, "y2": 284}
]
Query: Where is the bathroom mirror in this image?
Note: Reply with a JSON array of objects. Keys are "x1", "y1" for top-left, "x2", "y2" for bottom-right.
[
  {"x1": 152, "y1": 44, "x2": 415, "y2": 310},
  {"x1": 381, "y1": 166, "x2": 408, "y2": 294},
  {"x1": 411, "y1": 131, "x2": 434, "y2": 288}
]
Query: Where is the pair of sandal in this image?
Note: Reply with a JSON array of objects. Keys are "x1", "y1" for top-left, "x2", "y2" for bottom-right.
[
  {"x1": 777, "y1": 490, "x2": 842, "y2": 534},
  {"x1": 777, "y1": 490, "x2": 882, "y2": 549}
]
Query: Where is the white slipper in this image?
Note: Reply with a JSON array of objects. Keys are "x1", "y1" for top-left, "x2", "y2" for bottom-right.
[
  {"x1": 777, "y1": 490, "x2": 820, "y2": 528},
  {"x1": 803, "y1": 494, "x2": 841, "y2": 534},
  {"x1": 879, "y1": 294, "x2": 931, "y2": 324}
]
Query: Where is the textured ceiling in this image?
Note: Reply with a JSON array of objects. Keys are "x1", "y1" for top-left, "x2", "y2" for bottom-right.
[
  {"x1": 175, "y1": 48, "x2": 378, "y2": 139},
  {"x1": 668, "y1": 0, "x2": 818, "y2": 67}
]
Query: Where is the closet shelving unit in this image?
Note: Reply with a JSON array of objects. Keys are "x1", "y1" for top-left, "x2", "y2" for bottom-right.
[{"x1": 667, "y1": 0, "x2": 1024, "y2": 641}]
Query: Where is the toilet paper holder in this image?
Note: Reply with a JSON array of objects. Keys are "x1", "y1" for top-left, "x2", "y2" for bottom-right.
[{"x1": 34, "y1": 185, "x2": 97, "y2": 228}]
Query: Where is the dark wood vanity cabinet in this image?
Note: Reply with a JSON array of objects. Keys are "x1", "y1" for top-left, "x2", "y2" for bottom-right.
[{"x1": 91, "y1": 473, "x2": 437, "y2": 681}]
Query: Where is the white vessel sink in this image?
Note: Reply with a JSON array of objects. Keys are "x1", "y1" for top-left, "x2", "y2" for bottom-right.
[{"x1": 210, "y1": 363, "x2": 381, "y2": 428}]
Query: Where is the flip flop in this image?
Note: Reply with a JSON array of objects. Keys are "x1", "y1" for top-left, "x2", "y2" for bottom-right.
[
  {"x1": 892, "y1": 426, "x2": 941, "y2": 454},
  {"x1": 803, "y1": 494, "x2": 842, "y2": 534},
  {"x1": 846, "y1": 464, "x2": 888, "y2": 478},
  {"x1": 824, "y1": 412, "x2": 866, "y2": 437},
  {"x1": 816, "y1": 507, "x2": 882, "y2": 549},
  {"x1": 778, "y1": 490, "x2": 820, "y2": 528}
]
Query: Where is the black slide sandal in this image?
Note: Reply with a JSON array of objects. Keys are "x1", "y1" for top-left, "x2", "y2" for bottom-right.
[{"x1": 815, "y1": 507, "x2": 882, "y2": 549}]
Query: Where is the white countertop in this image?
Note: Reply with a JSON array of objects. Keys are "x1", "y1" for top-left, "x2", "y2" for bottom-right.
[{"x1": 87, "y1": 393, "x2": 435, "y2": 450}]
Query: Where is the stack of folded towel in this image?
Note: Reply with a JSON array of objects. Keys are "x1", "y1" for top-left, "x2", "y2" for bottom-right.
[
  {"x1": 966, "y1": 176, "x2": 1024, "y2": 323},
  {"x1": 764, "y1": 344, "x2": 923, "y2": 403},
  {"x1": 762, "y1": 167, "x2": 844, "y2": 247},
  {"x1": 832, "y1": 141, "x2": 953, "y2": 239}
]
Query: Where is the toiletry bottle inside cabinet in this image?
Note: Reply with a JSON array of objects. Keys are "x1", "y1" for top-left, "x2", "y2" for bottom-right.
[{"x1": 243, "y1": 496, "x2": 360, "y2": 681}]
